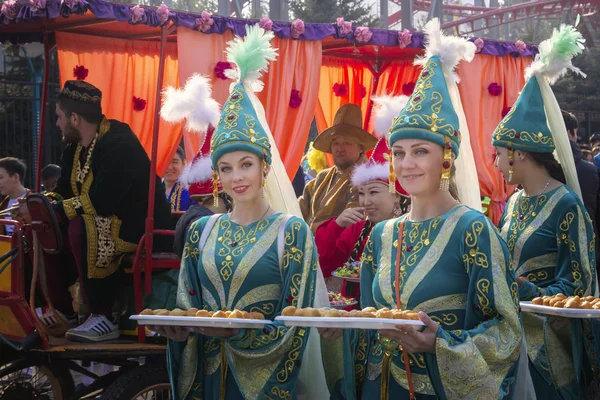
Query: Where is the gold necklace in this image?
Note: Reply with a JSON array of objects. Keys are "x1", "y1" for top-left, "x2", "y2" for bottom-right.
[
  {"x1": 75, "y1": 134, "x2": 98, "y2": 184},
  {"x1": 229, "y1": 204, "x2": 271, "y2": 225}
]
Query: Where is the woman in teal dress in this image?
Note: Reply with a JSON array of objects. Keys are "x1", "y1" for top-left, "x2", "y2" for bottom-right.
[
  {"x1": 492, "y1": 25, "x2": 596, "y2": 400},
  {"x1": 320, "y1": 20, "x2": 523, "y2": 400},
  {"x1": 154, "y1": 25, "x2": 328, "y2": 400}
]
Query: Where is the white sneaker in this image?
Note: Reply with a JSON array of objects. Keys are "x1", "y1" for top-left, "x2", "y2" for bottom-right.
[
  {"x1": 36, "y1": 308, "x2": 77, "y2": 336},
  {"x1": 65, "y1": 314, "x2": 120, "y2": 343}
]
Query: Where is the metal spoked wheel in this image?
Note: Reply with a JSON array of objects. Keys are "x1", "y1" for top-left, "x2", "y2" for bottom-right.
[
  {"x1": 0, "y1": 360, "x2": 74, "y2": 399},
  {"x1": 129, "y1": 382, "x2": 172, "y2": 400},
  {"x1": 101, "y1": 362, "x2": 171, "y2": 400}
]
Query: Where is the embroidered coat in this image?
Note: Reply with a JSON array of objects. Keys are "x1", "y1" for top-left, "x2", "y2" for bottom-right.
[
  {"x1": 332, "y1": 206, "x2": 522, "y2": 399},
  {"x1": 167, "y1": 213, "x2": 319, "y2": 400},
  {"x1": 299, "y1": 157, "x2": 367, "y2": 233},
  {"x1": 499, "y1": 185, "x2": 596, "y2": 399},
  {"x1": 168, "y1": 181, "x2": 193, "y2": 213},
  {"x1": 47, "y1": 117, "x2": 172, "y2": 278}
]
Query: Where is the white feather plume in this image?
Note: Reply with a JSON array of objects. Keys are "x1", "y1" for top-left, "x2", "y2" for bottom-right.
[
  {"x1": 160, "y1": 74, "x2": 221, "y2": 133},
  {"x1": 524, "y1": 24, "x2": 586, "y2": 84},
  {"x1": 371, "y1": 94, "x2": 409, "y2": 138},
  {"x1": 414, "y1": 18, "x2": 476, "y2": 84},
  {"x1": 180, "y1": 156, "x2": 214, "y2": 189}
]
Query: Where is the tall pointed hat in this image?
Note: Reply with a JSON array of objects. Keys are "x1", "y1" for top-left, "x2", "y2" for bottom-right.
[
  {"x1": 210, "y1": 23, "x2": 302, "y2": 216},
  {"x1": 386, "y1": 18, "x2": 477, "y2": 194},
  {"x1": 160, "y1": 73, "x2": 222, "y2": 199},
  {"x1": 491, "y1": 24, "x2": 585, "y2": 198},
  {"x1": 352, "y1": 94, "x2": 409, "y2": 197}
]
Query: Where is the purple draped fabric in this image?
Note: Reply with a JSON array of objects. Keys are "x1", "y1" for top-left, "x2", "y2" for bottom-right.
[{"x1": 0, "y1": 0, "x2": 538, "y2": 57}]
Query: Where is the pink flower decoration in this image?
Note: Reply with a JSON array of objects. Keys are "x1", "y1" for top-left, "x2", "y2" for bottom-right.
[
  {"x1": 398, "y1": 29, "x2": 412, "y2": 48},
  {"x1": 502, "y1": 106, "x2": 512, "y2": 118},
  {"x1": 359, "y1": 84, "x2": 367, "y2": 99},
  {"x1": 73, "y1": 65, "x2": 88, "y2": 81},
  {"x1": 354, "y1": 27, "x2": 372, "y2": 43},
  {"x1": 514, "y1": 40, "x2": 526, "y2": 54},
  {"x1": 488, "y1": 82, "x2": 502, "y2": 96},
  {"x1": 30, "y1": 0, "x2": 46, "y2": 13},
  {"x1": 291, "y1": 18, "x2": 305, "y2": 39},
  {"x1": 214, "y1": 61, "x2": 232, "y2": 80},
  {"x1": 1, "y1": 0, "x2": 17, "y2": 19},
  {"x1": 259, "y1": 17, "x2": 272, "y2": 30},
  {"x1": 130, "y1": 5, "x2": 144, "y2": 24},
  {"x1": 133, "y1": 96, "x2": 147, "y2": 111},
  {"x1": 194, "y1": 11, "x2": 214, "y2": 32},
  {"x1": 402, "y1": 82, "x2": 416, "y2": 96},
  {"x1": 332, "y1": 83, "x2": 347, "y2": 97},
  {"x1": 474, "y1": 38, "x2": 484, "y2": 53},
  {"x1": 156, "y1": 2, "x2": 169, "y2": 25},
  {"x1": 290, "y1": 90, "x2": 302, "y2": 109},
  {"x1": 62, "y1": 0, "x2": 79, "y2": 11},
  {"x1": 336, "y1": 17, "x2": 352, "y2": 35}
]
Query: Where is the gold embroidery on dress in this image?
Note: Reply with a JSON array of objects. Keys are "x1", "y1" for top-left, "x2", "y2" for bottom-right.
[
  {"x1": 401, "y1": 207, "x2": 469, "y2": 304},
  {"x1": 463, "y1": 220, "x2": 489, "y2": 273},
  {"x1": 509, "y1": 187, "x2": 568, "y2": 267}
]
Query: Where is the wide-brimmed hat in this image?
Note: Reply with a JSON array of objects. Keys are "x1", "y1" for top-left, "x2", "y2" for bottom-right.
[{"x1": 313, "y1": 104, "x2": 377, "y2": 153}]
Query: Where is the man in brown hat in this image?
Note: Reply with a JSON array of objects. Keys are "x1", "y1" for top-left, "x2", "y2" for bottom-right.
[{"x1": 299, "y1": 104, "x2": 377, "y2": 232}]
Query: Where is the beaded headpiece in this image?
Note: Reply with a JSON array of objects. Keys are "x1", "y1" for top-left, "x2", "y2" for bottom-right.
[{"x1": 60, "y1": 80, "x2": 102, "y2": 104}]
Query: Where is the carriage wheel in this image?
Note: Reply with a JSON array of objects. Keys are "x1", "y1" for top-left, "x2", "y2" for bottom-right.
[
  {"x1": 0, "y1": 359, "x2": 74, "y2": 399},
  {"x1": 100, "y1": 362, "x2": 171, "y2": 400}
]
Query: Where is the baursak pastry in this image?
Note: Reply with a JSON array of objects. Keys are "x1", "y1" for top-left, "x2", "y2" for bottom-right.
[
  {"x1": 140, "y1": 308, "x2": 154, "y2": 315},
  {"x1": 169, "y1": 308, "x2": 187, "y2": 316},
  {"x1": 186, "y1": 308, "x2": 199, "y2": 316},
  {"x1": 531, "y1": 294, "x2": 600, "y2": 309},
  {"x1": 195, "y1": 310, "x2": 212, "y2": 318},
  {"x1": 281, "y1": 306, "x2": 297, "y2": 316}
]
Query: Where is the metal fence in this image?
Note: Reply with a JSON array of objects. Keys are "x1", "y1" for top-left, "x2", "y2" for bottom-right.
[{"x1": 0, "y1": 46, "x2": 64, "y2": 189}]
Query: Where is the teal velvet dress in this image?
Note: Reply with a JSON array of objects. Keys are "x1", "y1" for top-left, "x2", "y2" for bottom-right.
[
  {"x1": 498, "y1": 185, "x2": 597, "y2": 400},
  {"x1": 330, "y1": 205, "x2": 522, "y2": 399},
  {"x1": 167, "y1": 213, "x2": 318, "y2": 400}
]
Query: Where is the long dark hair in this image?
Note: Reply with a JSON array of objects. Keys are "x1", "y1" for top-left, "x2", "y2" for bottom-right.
[{"x1": 527, "y1": 152, "x2": 566, "y2": 184}]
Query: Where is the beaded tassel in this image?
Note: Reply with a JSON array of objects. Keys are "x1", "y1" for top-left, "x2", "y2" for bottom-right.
[
  {"x1": 262, "y1": 157, "x2": 268, "y2": 188},
  {"x1": 440, "y1": 136, "x2": 452, "y2": 192},
  {"x1": 389, "y1": 152, "x2": 396, "y2": 193},
  {"x1": 212, "y1": 170, "x2": 219, "y2": 207},
  {"x1": 508, "y1": 146, "x2": 514, "y2": 183}
]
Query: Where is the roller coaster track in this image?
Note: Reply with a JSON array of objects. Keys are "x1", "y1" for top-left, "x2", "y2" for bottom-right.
[{"x1": 388, "y1": 0, "x2": 599, "y2": 35}]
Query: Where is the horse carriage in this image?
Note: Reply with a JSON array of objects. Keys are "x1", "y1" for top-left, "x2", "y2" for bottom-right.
[{"x1": 0, "y1": 1, "x2": 536, "y2": 397}]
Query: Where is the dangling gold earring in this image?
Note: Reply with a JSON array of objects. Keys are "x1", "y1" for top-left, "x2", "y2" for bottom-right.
[
  {"x1": 393, "y1": 202, "x2": 402, "y2": 217},
  {"x1": 212, "y1": 170, "x2": 220, "y2": 207},
  {"x1": 440, "y1": 137, "x2": 452, "y2": 192},
  {"x1": 388, "y1": 149, "x2": 396, "y2": 194},
  {"x1": 507, "y1": 146, "x2": 514, "y2": 183}
]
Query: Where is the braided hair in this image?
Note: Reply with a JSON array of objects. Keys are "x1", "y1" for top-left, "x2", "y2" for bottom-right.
[{"x1": 347, "y1": 219, "x2": 373, "y2": 262}]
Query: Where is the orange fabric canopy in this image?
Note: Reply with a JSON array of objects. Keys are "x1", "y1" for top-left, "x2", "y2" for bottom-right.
[{"x1": 55, "y1": 31, "x2": 182, "y2": 176}]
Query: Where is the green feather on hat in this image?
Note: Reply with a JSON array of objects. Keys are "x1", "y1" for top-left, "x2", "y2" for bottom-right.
[
  {"x1": 211, "y1": 24, "x2": 277, "y2": 168},
  {"x1": 492, "y1": 24, "x2": 586, "y2": 154}
]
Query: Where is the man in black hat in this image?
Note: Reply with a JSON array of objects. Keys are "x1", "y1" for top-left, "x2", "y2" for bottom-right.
[{"x1": 15, "y1": 80, "x2": 172, "y2": 342}]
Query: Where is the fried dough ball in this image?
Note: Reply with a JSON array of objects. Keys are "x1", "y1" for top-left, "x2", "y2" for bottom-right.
[
  {"x1": 186, "y1": 308, "x2": 199, "y2": 316},
  {"x1": 250, "y1": 312, "x2": 265, "y2": 320},
  {"x1": 195, "y1": 310, "x2": 212, "y2": 318},
  {"x1": 281, "y1": 306, "x2": 297, "y2": 316},
  {"x1": 532, "y1": 297, "x2": 544, "y2": 305},
  {"x1": 140, "y1": 309, "x2": 154, "y2": 315},
  {"x1": 212, "y1": 310, "x2": 227, "y2": 318},
  {"x1": 154, "y1": 309, "x2": 169, "y2": 316},
  {"x1": 169, "y1": 308, "x2": 187, "y2": 316},
  {"x1": 324, "y1": 309, "x2": 340, "y2": 318},
  {"x1": 564, "y1": 298, "x2": 581, "y2": 309},
  {"x1": 376, "y1": 309, "x2": 394, "y2": 319}
]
